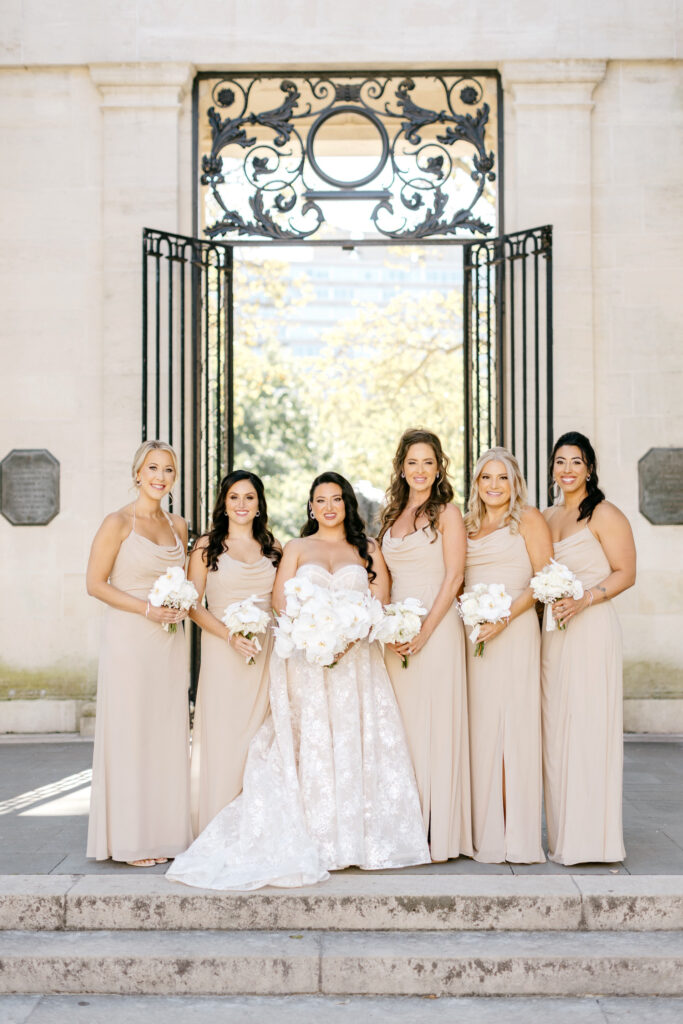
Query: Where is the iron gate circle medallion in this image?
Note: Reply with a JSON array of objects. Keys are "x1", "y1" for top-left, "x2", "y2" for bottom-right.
[{"x1": 306, "y1": 105, "x2": 390, "y2": 189}]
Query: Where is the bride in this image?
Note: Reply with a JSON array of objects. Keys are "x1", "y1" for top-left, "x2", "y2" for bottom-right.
[{"x1": 167, "y1": 472, "x2": 430, "y2": 890}]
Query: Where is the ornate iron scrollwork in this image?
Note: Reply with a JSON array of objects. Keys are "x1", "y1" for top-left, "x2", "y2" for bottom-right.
[{"x1": 199, "y1": 73, "x2": 498, "y2": 241}]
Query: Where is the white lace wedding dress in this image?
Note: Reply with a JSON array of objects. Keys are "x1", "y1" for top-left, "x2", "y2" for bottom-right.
[{"x1": 167, "y1": 563, "x2": 430, "y2": 890}]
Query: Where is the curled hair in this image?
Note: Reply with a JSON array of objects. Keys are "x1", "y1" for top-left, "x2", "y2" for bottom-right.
[
  {"x1": 378, "y1": 428, "x2": 454, "y2": 543},
  {"x1": 300, "y1": 471, "x2": 376, "y2": 582},
  {"x1": 549, "y1": 431, "x2": 605, "y2": 522},
  {"x1": 464, "y1": 447, "x2": 528, "y2": 536},
  {"x1": 203, "y1": 470, "x2": 281, "y2": 572},
  {"x1": 132, "y1": 440, "x2": 178, "y2": 485}
]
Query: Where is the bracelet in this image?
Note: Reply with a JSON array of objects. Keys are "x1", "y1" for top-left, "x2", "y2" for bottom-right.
[
  {"x1": 586, "y1": 590, "x2": 594, "y2": 606},
  {"x1": 145, "y1": 602, "x2": 150, "y2": 617}
]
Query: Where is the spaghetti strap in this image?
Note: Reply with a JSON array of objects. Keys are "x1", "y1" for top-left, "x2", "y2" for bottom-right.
[
  {"x1": 162, "y1": 509, "x2": 182, "y2": 548},
  {"x1": 131, "y1": 502, "x2": 137, "y2": 534}
]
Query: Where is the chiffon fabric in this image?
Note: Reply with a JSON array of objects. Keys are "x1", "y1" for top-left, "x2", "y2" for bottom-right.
[
  {"x1": 191, "y1": 553, "x2": 276, "y2": 835},
  {"x1": 167, "y1": 563, "x2": 430, "y2": 890},
  {"x1": 465, "y1": 527, "x2": 545, "y2": 864},
  {"x1": 87, "y1": 516, "x2": 192, "y2": 862},
  {"x1": 542, "y1": 527, "x2": 625, "y2": 864},
  {"x1": 382, "y1": 527, "x2": 473, "y2": 860}
]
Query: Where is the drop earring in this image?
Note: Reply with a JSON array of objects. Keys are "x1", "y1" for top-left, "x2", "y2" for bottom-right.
[
  {"x1": 255, "y1": 510, "x2": 261, "y2": 517},
  {"x1": 586, "y1": 475, "x2": 591, "y2": 482},
  {"x1": 309, "y1": 505, "x2": 315, "y2": 520}
]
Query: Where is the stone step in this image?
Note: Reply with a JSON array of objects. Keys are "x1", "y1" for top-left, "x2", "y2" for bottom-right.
[
  {"x1": 2, "y1": 873, "x2": 682, "y2": 932},
  {"x1": 3, "y1": 994, "x2": 683, "y2": 1023},
  {"x1": 1, "y1": 928, "x2": 682, "y2": 997}
]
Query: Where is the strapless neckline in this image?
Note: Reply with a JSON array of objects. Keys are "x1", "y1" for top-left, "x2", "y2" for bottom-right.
[{"x1": 297, "y1": 563, "x2": 367, "y2": 578}]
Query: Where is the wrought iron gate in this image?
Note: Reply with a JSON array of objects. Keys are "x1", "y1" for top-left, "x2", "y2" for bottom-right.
[
  {"x1": 142, "y1": 228, "x2": 234, "y2": 538},
  {"x1": 142, "y1": 224, "x2": 553, "y2": 530},
  {"x1": 463, "y1": 225, "x2": 553, "y2": 506}
]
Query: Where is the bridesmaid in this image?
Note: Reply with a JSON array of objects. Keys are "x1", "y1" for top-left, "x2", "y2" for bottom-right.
[
  {"x1": 380, "y1": 428, "x2": 473, "y2": 861},
  {"x1": 464, "y1": 446, "x2": 553, "y2": 864},
  {"x1": 86, "y1": 440, "x2": 192, "y2": 866},
  {"x1": 542, "y1": 431, "x2": 636, "y2": 864},
  {"x1": 188, "y1": 470, "x2": 281, "y2": 834}
]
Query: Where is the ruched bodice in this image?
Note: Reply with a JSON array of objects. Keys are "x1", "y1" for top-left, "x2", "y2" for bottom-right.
[
  {"x1": 296, "y1": 562, "x2": 369, "y2": 593},
  {"x1": 110, "y1": 527, "x2": 184, "y2": 598},
  {"x1": 204, "y1": 554, "x2": 276, "y2": 615},
  {"x1": 552, "y1": 527, "x2": 611, "y2": 589},
  {"x1": 465, "y1": 527, "x2": 532, "y2": 601}
]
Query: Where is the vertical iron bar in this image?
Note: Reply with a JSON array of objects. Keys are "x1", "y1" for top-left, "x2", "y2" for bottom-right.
[
  {"x1": 495, "y1": 236, "x2": 505, "y2": 448},
  {"x1": 474, "y1": 247, "x2": 481, "y2": 462},
  {"x1": 191, "y1": 243, "x2": 201, "y2": 539},
  {"x1": 203, "y1": 253, "x2": 210, "y2": 532},
  {"x1": 154, "y1": 251, "x2": 161, "y2": 439},
  {"x1": 521, "y1": 250, "x2": 528, "y2": 480},
  {"x1": 179, "y1": 245, "x2": 186, "y2": 519},
  {"x1": 226, "y1": 247, "x2": 234, "y2": 474},
  {"x1": 533, "y1": 245, "x2": 540, "y2": 508},
  {"x1": 141, "y1": 232, "x2": 148, "y2": 441},
  {"x1": 462, "y1": 244, "x2": 472, "y2": 501},
  {"x1": 545, "y1": 228, "x2": 554, "y2": 506},
  {"x1": 508, "y1": 241, "x2": 516, "y2": 454},
  {"x1": 485, "y1": 246, "x2": 492, "y2": 450},
  {"x1": 215, "y1": 249, "x2": 222, "y2": 480},
  {"x1": 168, "y1": 247, "x2": 174, "y2": 448}
]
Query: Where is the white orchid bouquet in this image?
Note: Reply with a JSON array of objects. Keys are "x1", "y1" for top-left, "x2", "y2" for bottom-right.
[
  {"x1": 148, "y1": 566, "x2": 199, "y2": 633},
  {"x1": 458, "y1": 582, "x2": 512, "y2": 657},
  {"x1": 221, "y1": 595, "x2": 271, "y2": 664},
  {"x1": 273, "y1": 576, "x2": 383, "y2": 668},
  {"x1": 530, "y1": 559, "x2": 584, "y2": 631},
  {"x1": 370, "y1": 597, "x2": 428, "y2": 668}
]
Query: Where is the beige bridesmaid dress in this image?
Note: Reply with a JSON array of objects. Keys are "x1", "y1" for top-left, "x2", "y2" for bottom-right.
[
  {"x1": 465, "y1": 527, "x2": 545, "y2": 863},
  {"x1": 87, "y1": 514, "x2": 192, "y2": 862},
  {"x1": 191, "y1": 553, "x2": 276, "y2": 834},
  {"x1": 382, "y1": 527, "x2": 472, "y2": 861},
  {"x1": 542, "y1": 527, "x2": 625, "y2": 864}
]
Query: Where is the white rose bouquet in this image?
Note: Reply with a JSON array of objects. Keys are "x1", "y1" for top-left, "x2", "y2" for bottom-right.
[
  {"x1": 148, "y1": 566, "x2": 199, "y2": 633},
  {"x1": 530, "y1": 559, "x2": 584, "y2": 631},
  {"x1": 370, "y1": 597, "x2": 428, "y2": 668},
  {"x1": 458, "y1": 582, "x2": 512, "y2": 657},
  {"x1": 221, "y1": 595, "x2": 271, "y2": 664},
  {"x1": 273, "y1": 577, "x2": 383, "y2": 668}
]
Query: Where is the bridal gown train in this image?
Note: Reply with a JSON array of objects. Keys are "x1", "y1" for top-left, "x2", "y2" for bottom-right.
[{"x1": 167, "y1": 563, "x2": 430, "y2": 890}]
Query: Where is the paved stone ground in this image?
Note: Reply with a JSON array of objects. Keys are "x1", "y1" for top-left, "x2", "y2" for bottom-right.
[
  {"x1": 1, "y1": 995, "x2": 683, "y2": 1023},
  {"x1": 0, "y1": 736, "x2": 681, "y2": 876}
]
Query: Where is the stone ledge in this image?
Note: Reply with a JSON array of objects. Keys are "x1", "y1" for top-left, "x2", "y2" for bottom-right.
[
  {"x1": 2, "y1": 874, "x2": 683, "y2": 932},
  {"x1": 0, "y1": 928, "x2": 681, "y2": 997}
]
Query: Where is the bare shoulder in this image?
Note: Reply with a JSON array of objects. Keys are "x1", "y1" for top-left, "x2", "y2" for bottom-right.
[
  {"x1": 367, "y1": 537, "x2": 379, "y2": 553},
  {"x1": 271, "y1": 536, "x2": 283, "y2": 554},
  {"x1": 543, "y1": 504, "x2": 560, "y2": 525},
  {"x1": 591, "y1": 500, "x2": 631, "y2": 531},
  {"x1": 100, "y1": 507, "x2": 132, "y2": 539},
  {"x1": 520, "y1": 505, "x2": 546, "y2": 530},
  {"x1": 192, "y1": 533, "x2": 210, "y2": 552},
  {"x1": 438, "y1": 503, "x2": 464, "y2": 529}
]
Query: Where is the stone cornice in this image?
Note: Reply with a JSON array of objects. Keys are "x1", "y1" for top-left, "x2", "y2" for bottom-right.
[
  {"x1": 88, "y1": 62, "x2": 195, "y2": 109},
  {"x1": 501, "y1": 59, "x2": 607, "y2": 107}
]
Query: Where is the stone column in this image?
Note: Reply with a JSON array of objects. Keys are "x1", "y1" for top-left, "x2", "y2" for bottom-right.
[
  {"x1": 88, "y1": 63, "x2": 194, "y2": 508},
  {"x1": 501, "y1": 60, "x2": 606, "y2": 440}
]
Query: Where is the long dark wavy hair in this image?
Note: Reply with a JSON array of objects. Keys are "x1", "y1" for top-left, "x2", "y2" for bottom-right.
[
  {"x1": 378, "y1": 428, "x2": 454, "y2": 543},
  {"x1": 203, "y1": 470, "x2": 281, "y2": 571},
  {"x1": 549, "y1": 431, "x2": 605, "y2": 522},
  {"x1": 300, "y1": 471, "x2": 376, "y2": 582}
]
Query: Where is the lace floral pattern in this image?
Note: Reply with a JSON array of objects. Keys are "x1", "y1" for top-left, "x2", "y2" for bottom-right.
[{"x1": 167, "y1": 564, "x2": 429, "y2": 890}]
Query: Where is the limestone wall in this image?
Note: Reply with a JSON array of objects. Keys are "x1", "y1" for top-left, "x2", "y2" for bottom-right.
[{"x1": 0, "y1": 2, "x2": 681, "y2": 722}]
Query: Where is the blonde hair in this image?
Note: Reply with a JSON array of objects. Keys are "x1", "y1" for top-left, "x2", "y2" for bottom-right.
[
  {"x1": 464, "y1": 446, "x2": 528, "y2": 536},
  {"x1": 131, "y1": 440, "x2": 178, "y2": 486}
]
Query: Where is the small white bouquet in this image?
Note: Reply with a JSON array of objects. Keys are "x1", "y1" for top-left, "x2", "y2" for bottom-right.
[
  {"x1": 530, "y1": 559, "x2": 584, "y2": 631},
  {"x1": 458, "y1": 582, "x2": 512, "y2": 657},
  {"x1": 148, "y1": 566, "x2": 198, "y2": 633},
  {"x1": 273, "y1": 576, "x2": 383, "y2": 668},
  {"x1": 370, "y1": 597, "x2": 428, "y2": 668},
  {"x1": 221, "y1": 595, "x2": 271, "y2": 664}
]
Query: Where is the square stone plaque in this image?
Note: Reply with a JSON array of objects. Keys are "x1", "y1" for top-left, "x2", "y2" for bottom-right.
[
  {"x1": 0, "y1": 449, "x2": 60, "y2": 526},
  {"x1": 638, "y1": 447, "x2": 683, "y2": 526}
]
